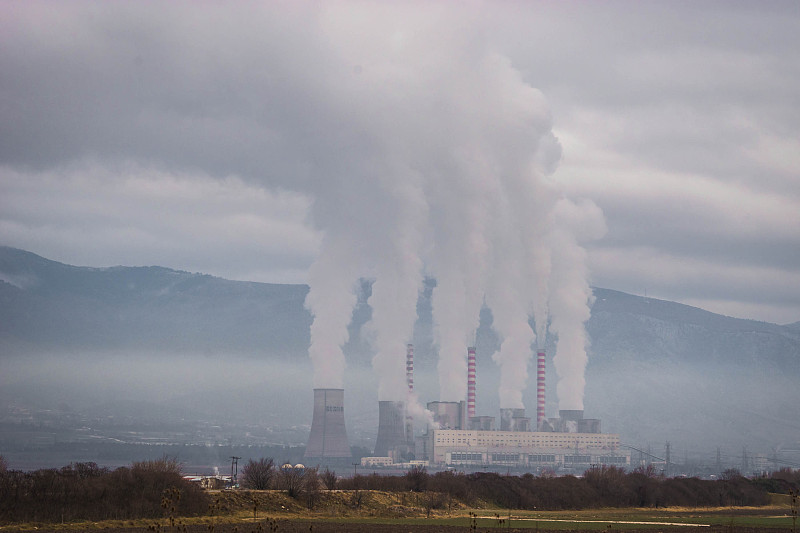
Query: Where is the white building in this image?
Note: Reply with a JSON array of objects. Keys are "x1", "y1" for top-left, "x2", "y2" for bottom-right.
[{"x1": 416, "y1": 429, "x2": 629, "y2": 468}]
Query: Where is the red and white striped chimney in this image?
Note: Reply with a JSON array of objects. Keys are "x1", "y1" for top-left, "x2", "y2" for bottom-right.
[
  {"x1": 405, "y1": 344, "x2": 414, "y2": 447},
  {"x1": 406, "y1": 343, "x2": 414, "y2": 393},
  {"x1": 467, "y1": 346, "x2": 477, "y2": 418},
  {"x1": 536, "y1": 348, "x2": 546, "y2": 427}
]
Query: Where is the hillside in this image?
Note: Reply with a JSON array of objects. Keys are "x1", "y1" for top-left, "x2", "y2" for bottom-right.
[
  {"x1": 0, "y1": 246, "x2": 311, "y2": 357},
  {"x1": 1, "y1": 246, "x2": 798, "y2": 452}
]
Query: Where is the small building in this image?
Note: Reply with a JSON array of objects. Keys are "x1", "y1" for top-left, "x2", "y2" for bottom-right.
[{"x1": 361, "y1": 456, "x2": 394, "y2": 467}]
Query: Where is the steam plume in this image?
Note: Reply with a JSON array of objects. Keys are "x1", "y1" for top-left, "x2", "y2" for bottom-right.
[
  {"x1": 548, "y1": 198, "x2": 606, "y2": 410},
  {"x1": 296, "y1": 5, "x2": 603, "y2": 412}
]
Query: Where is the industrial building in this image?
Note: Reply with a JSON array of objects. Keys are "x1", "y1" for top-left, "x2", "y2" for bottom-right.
[
  {"x1": 307, "y1": 344, "x2": 630, "y2": 470},
  {"x1": 414, "y1": 402, "x2": 628, "y2": 469}
]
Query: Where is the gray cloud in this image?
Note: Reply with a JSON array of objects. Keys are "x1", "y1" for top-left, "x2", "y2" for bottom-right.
[{"x1": 1, "y1": 1, "x2": 799, "y2": 324}]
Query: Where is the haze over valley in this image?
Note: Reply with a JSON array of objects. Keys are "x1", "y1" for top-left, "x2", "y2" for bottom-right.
[{"x1": 2, "y1": 246, "x2": 798, "y2": 471}]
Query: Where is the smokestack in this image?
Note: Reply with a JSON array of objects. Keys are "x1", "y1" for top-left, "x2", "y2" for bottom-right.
[
  {"x1": 374, "y1": 400, "x2": 407, "y2": 458},
  {"x1": 305, "y1": 389, "x2": 351, "y2": 460},
  {"x1": 406, "y1": 343, "x2": 414, "y2": 393},
  {"x1": 405, "y1": 343, "x2": 414, "y2": 448},
  {"x1": 536, "y1": 348, "x2": 546, "y2": 428},
  {"x1": 467, "y1": 346, "x2": 476, "y2": 418}
]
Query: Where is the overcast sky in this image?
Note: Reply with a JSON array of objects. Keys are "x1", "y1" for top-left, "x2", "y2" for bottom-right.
[{"x1": 1, "y1": 1, "x2": 799, "y2": 325}]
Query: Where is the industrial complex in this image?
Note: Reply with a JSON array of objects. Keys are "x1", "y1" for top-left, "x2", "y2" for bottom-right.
[{"x1": 305, "y1": 344, "x2": 630, "y2": 471}]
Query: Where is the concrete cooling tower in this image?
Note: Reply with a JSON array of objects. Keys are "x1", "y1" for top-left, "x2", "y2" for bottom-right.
[
  {"x1": 304, "y1": 388, "x2": 352, "y2": 460},
  {"x1": 374, "y1": 400, "x2": 408, "y2": 458}
]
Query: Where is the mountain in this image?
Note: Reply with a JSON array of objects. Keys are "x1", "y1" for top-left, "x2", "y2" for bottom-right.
[
  {"x1": 1, "y1": 246, "x2": 798, "y2": 453},
  {"x1": 0, "y1": 246, "x2": 311, "y2": 357},
  {"x1": 584, "y1": 288, "x2": 800, "y2": 450}
]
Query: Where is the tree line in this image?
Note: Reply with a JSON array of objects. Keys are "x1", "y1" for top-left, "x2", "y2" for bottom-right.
[
  {"x1": 242, "y1": 459, "x2": 796, "y2": 510},
  {"x1": 0, "y1": 457, "x2": 208, "y2": 524},
  {"x1": 2, "y1": 453, "x2": 798, "y2": 524}
]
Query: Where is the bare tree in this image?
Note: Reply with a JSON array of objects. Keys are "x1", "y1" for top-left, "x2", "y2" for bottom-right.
[
  {"x1": 277, "y1": 465, "x2": 306, "y2": 498},
  {"x1": 240, "y1": 458, "x2": 275, "y2": 490},
  {"x1": 320, "y1": 467, "x2": 337, "y2": 490},
  {"x1": 303, "y1": 467, "x2": 321, "y2": 509},
  {"x1": 0, "y1": 455, "x2": 7, "y2": 473},
  {"x1": 405, "y1": 464, "x2": 428, "y2": 492},
  {"x1": 132, "y1": 455, "x2": 182, "y2": 475}
]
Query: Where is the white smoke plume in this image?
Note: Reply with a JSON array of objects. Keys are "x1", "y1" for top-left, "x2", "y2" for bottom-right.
[
  {"x1": 406, "y1": 391, "x2": 439, "y2": 431},
  {"x1": 547, "y1": 198, "x2": 607, "y2": 410},
  {"x1": 366, "y1": 177, "x2": 427, "y2": 400},
  {"x1": 306, "y1": 235, "x2": 360, "y2": 389},
  {"x1": 292, "y1": 4, "x2": 603, "y2": 410},
  {"x1": 486, "y1": 130, "x2": 561, "y2": 407}
]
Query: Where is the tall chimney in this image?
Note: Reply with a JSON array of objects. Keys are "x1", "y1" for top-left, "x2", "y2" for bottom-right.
[
  {"x1": 467, "y1": 346, "x2": 477, "y2": 418},
  {"x1": 406, "y1": 343, "x2": 414, "y2": 393},
  {"x1": 536, "y1": 348, "x2": 546, "y2": 428},
  {"x1": 305, "y1": 388, "x2": 351, "y2": 459},
  {"x1": 405, "y1": 343, "x2": 414, "y2": 449}
]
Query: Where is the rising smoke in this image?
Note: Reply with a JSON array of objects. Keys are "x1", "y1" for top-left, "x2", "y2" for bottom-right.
[
  {"x1": 547, "y1": 199, "x2": 607, "y2": 410},
  {"x1": 291, "y1": 5, "x2": 603, "y2": 411}
]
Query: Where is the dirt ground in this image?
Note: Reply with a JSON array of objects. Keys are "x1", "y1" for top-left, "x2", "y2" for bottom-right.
[{"x1": 0, "y1": 523, "x2": 793, "y2": 533}]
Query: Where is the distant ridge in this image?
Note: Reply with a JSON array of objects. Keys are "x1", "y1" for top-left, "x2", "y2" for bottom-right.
[
  {"x1": 0, "y1": 246, "x2": 312, "y2": 356},
  {"x1": 2, "y1": 246, "x2": 797, "y2": 368}
]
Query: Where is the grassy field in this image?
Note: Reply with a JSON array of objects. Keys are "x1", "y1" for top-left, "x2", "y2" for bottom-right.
[{"x1": 0, "y1": 491, "x2": 796, "y2": 532}]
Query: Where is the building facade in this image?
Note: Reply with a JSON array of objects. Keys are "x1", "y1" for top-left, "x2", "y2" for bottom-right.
[{"x1": 417, "y1": 429, "x2": 629, "y2": 468}]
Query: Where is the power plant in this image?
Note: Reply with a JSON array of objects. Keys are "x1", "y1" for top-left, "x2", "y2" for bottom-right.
[
  {"x1": 308, "y1": 343, "x2": 629, "y2": 470},
  {"x1": 404, "y1": 342, "x2": 627, "y2": 469}
]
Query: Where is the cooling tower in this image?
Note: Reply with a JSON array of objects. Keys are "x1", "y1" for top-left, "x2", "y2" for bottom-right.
[
  {"x1": 467, "y1": 347, "x2": 477, "y2": 418},
  {"x1": 374, "y1": 400, "x2": 407, "y2": 458},
  {"x1": 536, "y1": 348, "x2": 546, "y2": 427},
  {"x1": 304, "y1": 388, "x2": 352, "y2": 459}
]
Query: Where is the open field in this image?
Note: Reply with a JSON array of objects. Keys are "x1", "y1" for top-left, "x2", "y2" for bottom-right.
[{"x1": 0, "y1": 497, "x2": 796, "y2": 533}]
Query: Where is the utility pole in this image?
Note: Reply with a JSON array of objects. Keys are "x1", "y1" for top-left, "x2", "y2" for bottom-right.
[
  {"x1": 716, "y1": 447, "x2": 722, "y2": 475},
  {"x1": 665, "y1": 442, "x2": 671, "y2": 478}
]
